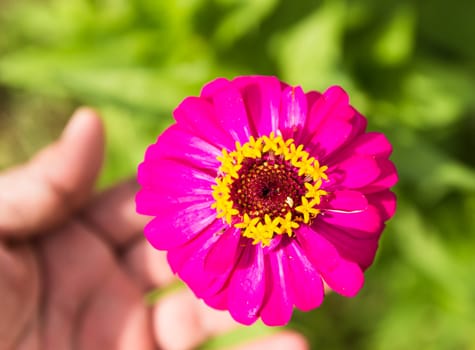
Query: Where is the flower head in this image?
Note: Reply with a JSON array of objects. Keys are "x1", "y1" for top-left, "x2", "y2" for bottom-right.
[{"x1": 136, "y1": 76, "x2": 398, "y2": 326}]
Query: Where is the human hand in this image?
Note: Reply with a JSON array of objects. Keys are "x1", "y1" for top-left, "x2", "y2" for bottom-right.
[{"x1": 0, "y1": 108, "x2": 308, "y2": 350}]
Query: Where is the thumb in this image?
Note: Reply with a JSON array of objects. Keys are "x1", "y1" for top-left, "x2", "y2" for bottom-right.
[{"x1": 0, "y1": 108, "x2": 105, "y2": 237}]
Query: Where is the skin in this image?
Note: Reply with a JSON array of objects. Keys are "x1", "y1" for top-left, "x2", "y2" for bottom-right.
[{"x1": 0, "y1": 108, "x2": 308, "y2": 350}]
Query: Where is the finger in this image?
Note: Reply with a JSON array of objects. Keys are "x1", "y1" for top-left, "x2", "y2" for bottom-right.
[
  {"x1": 0, "y1": 242, "x2": 40, "y2": 349},
  {"x1": 38, "y1": 220, "x2": 154, "y2": 350},
  {"x1": 0, "y1": 108, "x2": 104, "y2": 237},
  {"x1": 121, "y1": 238, "x2": 176, "y2": 291},
  {"x1": 228, "y1": 331, "x2": 309, "y2": 350},
  {"x1": 153, "y1": 289, "x2": 239, "y2": 350},
  {"x1": 38, "y1": 221, "x2": 115, "y2": 350},
  {"x1": 83, "y1": 179, "x2": 148, "y2": 248},
  {"x1": 85, "y1": 180, "x2": 176, "y2": 292},
  {"x1": 76, "y1": 266, "x2": 155, "y2": 350}
]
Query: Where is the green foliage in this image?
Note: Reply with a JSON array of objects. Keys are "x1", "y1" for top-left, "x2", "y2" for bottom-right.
[{"x1": 1, "y1": 0, "x2": 475, "y2": 349}]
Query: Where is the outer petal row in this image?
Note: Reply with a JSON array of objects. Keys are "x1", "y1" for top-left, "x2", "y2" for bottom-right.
[
  {"x1": 174, "y1": 76, "x2": 326, "y2": 149},
  {"x1": 136, "y1": 76, "x2": 398, "y2": 327},
  {"x1": 303, "y1": 86, "x2": 366, "y2": 161},
  {"x1": 169, "y1": 234, "x2": 328, "y2": 326},
  {"x1": 297, "y1": 225, "x2": 365, "y2": 297},
  {"x1": 233, "y1": 76, "x2": 282, "y2": 136},
  {"x1": 143, "y1": 124, "x2": 221, "y2": 174}
]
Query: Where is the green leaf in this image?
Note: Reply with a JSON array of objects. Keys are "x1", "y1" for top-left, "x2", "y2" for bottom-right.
[{"x1": 271, "y1": 0, "x2": 348, "y2": 89}]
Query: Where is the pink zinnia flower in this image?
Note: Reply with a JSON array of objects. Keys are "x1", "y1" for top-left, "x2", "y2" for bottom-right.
[{"x1": 136, "y1": 76, "x2": 397, "y2": 326}]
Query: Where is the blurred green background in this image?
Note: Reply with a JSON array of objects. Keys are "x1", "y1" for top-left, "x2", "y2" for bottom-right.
[{"x1": 1, "y1": 0, "x2": 474, "y2": 349}]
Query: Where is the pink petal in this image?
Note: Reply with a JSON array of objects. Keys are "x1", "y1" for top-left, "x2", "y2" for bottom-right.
[
  {"x1": 319, "y1": 204, "x2": 384, "y2": 235},
  {"x1": 173, "y1": 96, "x2": 234, "y2": 150},
  {"x1": 297, "y1": 225, "x2": 364, "y2": 297},
  {"x1": 135, "y1": 188, "x2": 211, "y2": 216},
  {"x1": 204, "y1": 227, "x2": 241, "y2": 275},
  {"x1": 306, "y1": 86, "x2": 350, "y2": 132},
  {"x1": 137, "y1": 158, "x2": 215, "y2": 193},
  {"x1": 204, "y1": 287, "x2": 228, "y2": 310},
  {"x1": 233, "y1": 76, "x2": 282, "y2": 136},
  {"x1": 309, "y1": 118, "x2": 355, "y2": 160},
  {"x1": 200, "y1": 77, "x2": 231, "y2": 98},
  {"x1": 362, "y1": 159, "x2": 398, "y2": 193},
  {"x1": 366, "y1": 190, "x2": 397, "y2": 221},
  {"x1": 306, "y1": 90, "x2": 322, "y2": 111},
  {"x1": 290, "y1": 90, "x2": 321, "y2": 145},
  {"x1": 166, "y1": 220, "x2": 216, "y2": 274},
  {"x1": 136, "y1": 157, "x2": 214, "y2": 216},
  {"x1": 145, "y1": 124, "x2": 221, "y2": 171},
  {"x1": 284, "y1": 241, "x2": 324, "y2": 311},
  {"x1": 296, "y1": 226, "x2": 339, "y2": 270},
  {"x1": 327, "y1": 155, "x2": 381, "y2": 189},
  {"x1": 323, "y1": 190, "x2": 368, "y2": 212},
  {"x1": 167, "y1": 220, "x2": 233, "y2": 298},
  {"x1": 143, "y1": 202, "x2": 216, "y2": 250},
  {"x1": 348, "y1": 109, "x2": 368, "y2": 139},
  {"x1": 260, "y1": 250, "x2": 293, "y2": 326},
  {"x1": 304, "y1": 87, "x2": 367, "y2": 159},
  {"x1": 279, "y1": 86, "x2": 308, "y2": 140},
  {"x1": 320, "y1": 257, "x2": 364, "y2": 297},
  {"x1": 211, "y1": 83, "x2": 253, "y2": 144},
  {"x1": 350, "y1": 132, "x2": 393, "y2": 157},
  {"x1": 228, "y1": 245, "x2": 266, "y2": 325},
  {"x1": 313, "y1": 221, "x2": 380, "y2": 270}
]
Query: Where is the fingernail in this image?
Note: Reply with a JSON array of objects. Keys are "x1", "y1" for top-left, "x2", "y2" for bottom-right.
[{"x1": 62, "y1": 107, "x2": 101, "y2": 140}]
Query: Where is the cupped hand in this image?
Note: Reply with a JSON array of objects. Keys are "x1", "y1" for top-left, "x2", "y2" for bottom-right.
[{"x1": 0, "y1": 109, "x2": 308, "y2": 350}]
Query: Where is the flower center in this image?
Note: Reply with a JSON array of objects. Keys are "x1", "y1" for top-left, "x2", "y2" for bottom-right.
[
  {"x1": 230, "y1": 156, "x2": 305, "y2": 219},
  {"x1": 211, "y1": 133, "x2": 328, "y2": 246}
]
